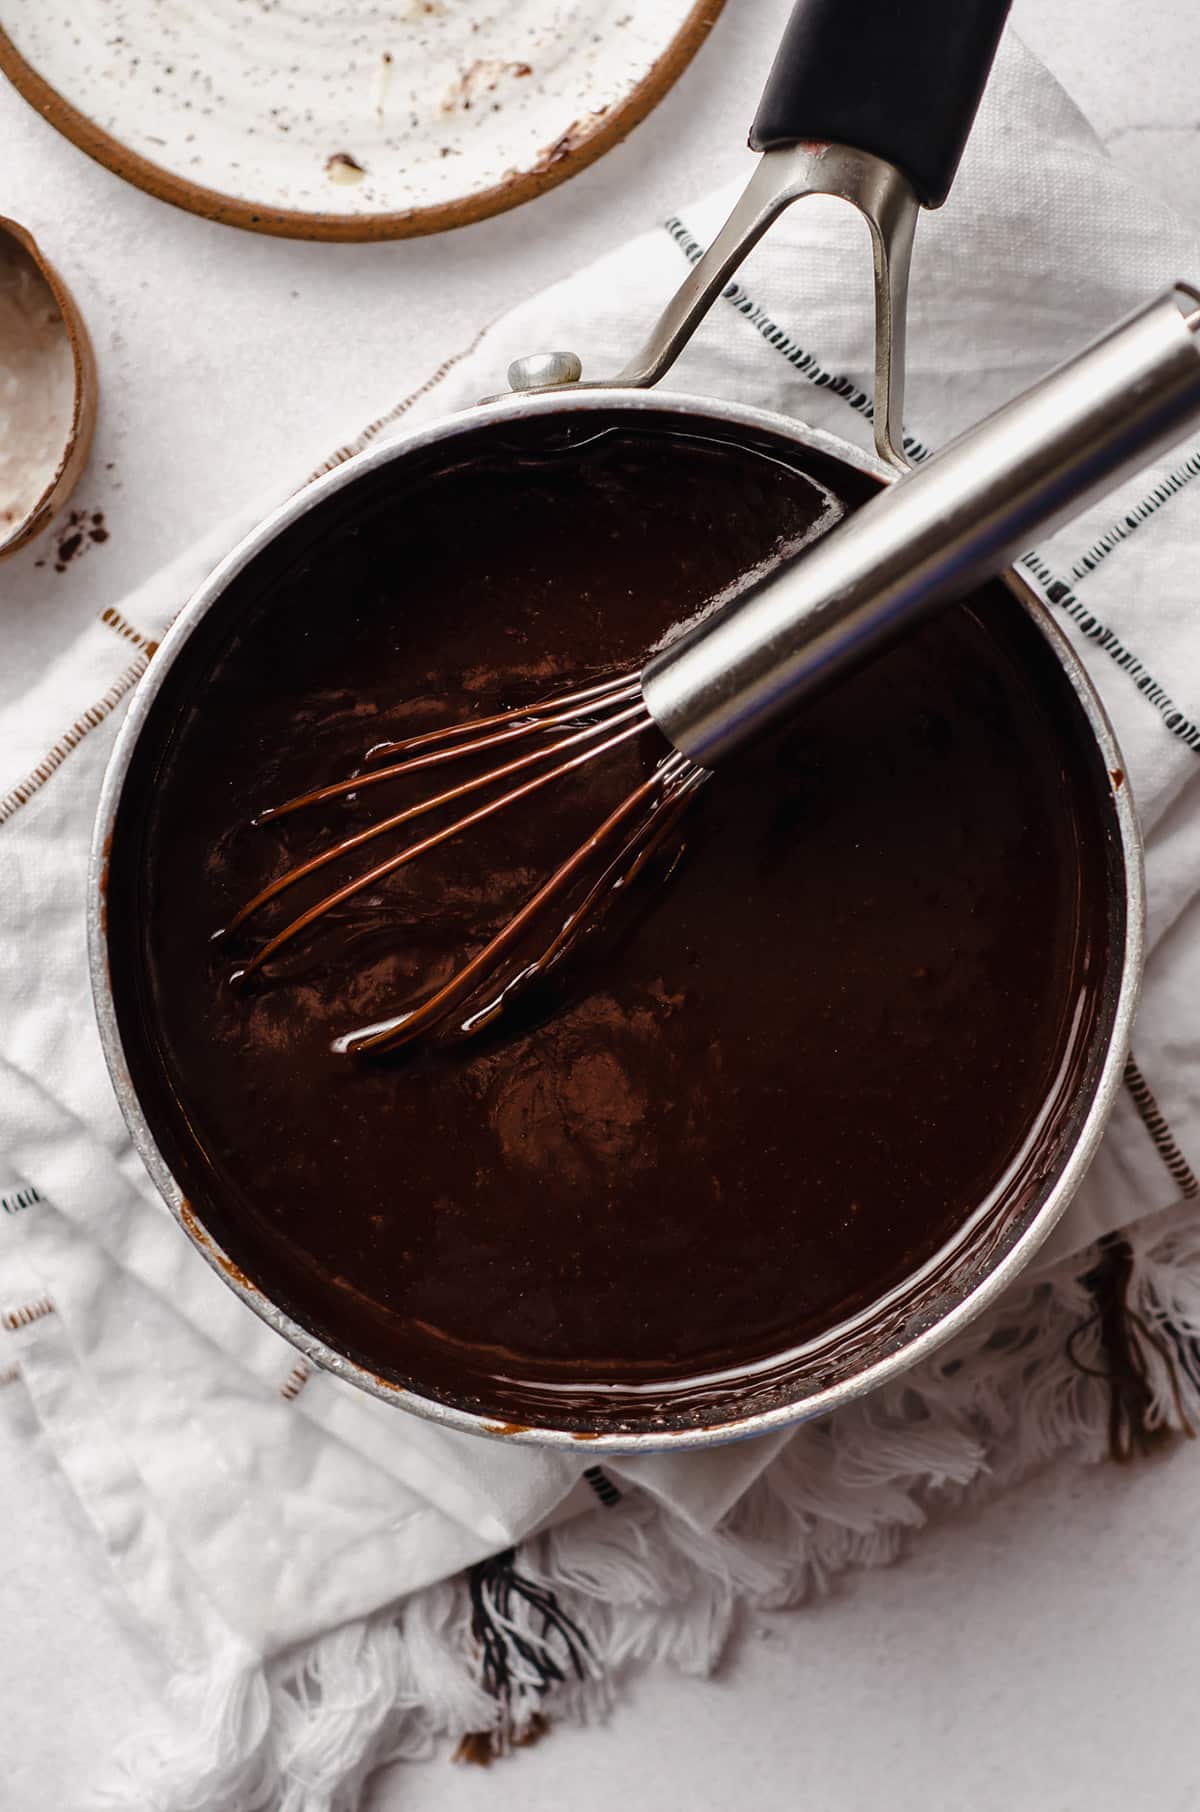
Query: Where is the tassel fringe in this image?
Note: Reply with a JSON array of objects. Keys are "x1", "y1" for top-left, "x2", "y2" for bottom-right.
[
  {"x1": 1068, "y1": 1234, "x2": 1195, "y2": 1461},
  {"x1": 452, "y1": 1548, "x2": 601, "y2": 1764},
  {"x1": 117, "y1": 1201, "x2": 1200, "y2": 1812}
]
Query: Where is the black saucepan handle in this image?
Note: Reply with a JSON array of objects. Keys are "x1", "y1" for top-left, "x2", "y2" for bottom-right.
[{"x1": 749, "y1": 0, "x2": 1012, "y2": 208}]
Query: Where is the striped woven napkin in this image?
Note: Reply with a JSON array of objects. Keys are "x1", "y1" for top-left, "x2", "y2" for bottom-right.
[{"x1": 4, "y1": 29, "x2": 1200, "y2": 1812}]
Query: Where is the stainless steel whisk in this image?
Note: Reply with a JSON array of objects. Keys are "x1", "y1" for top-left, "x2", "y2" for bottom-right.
[
  {"x1": 225, "y1": 287, "x2": 1200, "y2": 1056},
  {"x1": 224, "y1": 673, "x2": 707, "y2": 1048}
]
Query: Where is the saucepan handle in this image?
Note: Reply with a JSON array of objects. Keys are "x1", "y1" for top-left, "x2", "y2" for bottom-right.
[
  {"x1": 643, "y1": 286, "x2": 1200, "y2": 767},
  {"x1": 750, "y1": 0, "x2": 1012, "y2": 207}
]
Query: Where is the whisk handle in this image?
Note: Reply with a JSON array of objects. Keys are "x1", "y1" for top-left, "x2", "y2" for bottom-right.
[
  {"x1": 642, "y1": 286, "x2": 1200, "y2": 769},
  {"x1": 749, "y1": 0, "x2": 1011, "y2": 209}
]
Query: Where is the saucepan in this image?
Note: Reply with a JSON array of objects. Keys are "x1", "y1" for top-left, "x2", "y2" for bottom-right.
[{"x1": 88, "y1": 0, "x2": 1145, "y2": 1450}]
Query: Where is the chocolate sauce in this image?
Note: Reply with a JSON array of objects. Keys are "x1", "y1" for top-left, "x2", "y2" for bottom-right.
[{"x1": 107, "y1": 416, "x2": 1118, "y2": 1432}]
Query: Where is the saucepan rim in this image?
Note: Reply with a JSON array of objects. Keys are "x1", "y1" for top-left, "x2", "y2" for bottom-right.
[{"x1": 88, "y1": 385, "x2": 1145, "y2": 1453}]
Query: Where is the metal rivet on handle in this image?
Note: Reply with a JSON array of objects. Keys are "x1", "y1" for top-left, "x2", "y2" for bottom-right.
[{"x1": 507, "y1": 350, "x2": 583, "y2": 392}]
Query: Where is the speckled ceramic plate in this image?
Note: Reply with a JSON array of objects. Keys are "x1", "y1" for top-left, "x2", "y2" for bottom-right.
[{"x1": 0, "y1": 1, "x2": 724, "y2": 241}]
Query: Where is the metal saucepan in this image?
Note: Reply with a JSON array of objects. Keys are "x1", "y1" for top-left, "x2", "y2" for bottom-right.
[{"x1": 89, "y1": 0, "x2": 1145, "y2": 1451}]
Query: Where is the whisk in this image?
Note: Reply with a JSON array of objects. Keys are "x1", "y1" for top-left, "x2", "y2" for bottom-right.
[
  {"x1": 224, "y1": 288, "x2": 1200, "y2": 1055},
  {"x1": 223, "y1": 674, "x2": 708, "y2": 1050}
]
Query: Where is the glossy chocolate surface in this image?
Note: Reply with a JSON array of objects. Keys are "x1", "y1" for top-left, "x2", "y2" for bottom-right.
[{"x1": 107, "y1": 417, "x2": 1117, "y2": 1430}]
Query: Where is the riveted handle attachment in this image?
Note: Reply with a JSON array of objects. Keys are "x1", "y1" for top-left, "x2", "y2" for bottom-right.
[{"x1": 750, "y1": 0, "x2": 1012, "y2": 207}]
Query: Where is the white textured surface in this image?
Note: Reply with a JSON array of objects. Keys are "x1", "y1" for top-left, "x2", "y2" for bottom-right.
[
  {"x1": 369, "y1": 1444, "x2": 1200, "y2": 1812},
  {"x1": 3, "y1": 0, "x2": 1200, "y2": 1805}
]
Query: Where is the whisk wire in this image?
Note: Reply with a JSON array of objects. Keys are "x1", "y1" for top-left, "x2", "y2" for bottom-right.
[
  {"x1": 224, "y1": 698, "x2": 646, "y2": 940},
  {"x1": 338, "y1": 751, "x2": 702, "y2": 1055},
  {"x1": 363, "y1": 674, "x2": 644, "y2": 762},
  {"x1": 231, "y1": 707, "x2": 653, "y2": 981},
  {"x1": 255, "y1": 675, "x2": 643, "y2": 825},
  {"x1": 226, "y1": 672, "x2": 703, "y2": 1049}
]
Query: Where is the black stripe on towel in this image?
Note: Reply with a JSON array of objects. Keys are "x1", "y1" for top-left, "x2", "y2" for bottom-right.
[
  {"x1": 1, "y1": 1187, "x2": 41, "y2": 1215},
  {"x1": 1019, "y1": 556, "x2": 1200, "y2": 753},
  {"x1": 583, "y1": 1465, "x2": 622, "y2": 1507},
  {"x1": 1070, "y1": 446, "x2": 1200, "y2": 580},
  {"x1": 663, "y1": 216, "x2": 933, "y2": 466},
  {"x1": 1124, "y1": 1056, "x2": 1200, "y2": 1199}
]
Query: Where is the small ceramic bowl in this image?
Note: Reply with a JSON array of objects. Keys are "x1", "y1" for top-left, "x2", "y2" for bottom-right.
[{"x1": 0, "y1": 214, "x2": 97, "y2": 559}]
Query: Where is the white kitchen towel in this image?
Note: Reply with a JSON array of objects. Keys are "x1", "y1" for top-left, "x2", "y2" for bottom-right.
[{"x1": 5, "y1": 26, "x2": 1200, "y2": 1812}]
